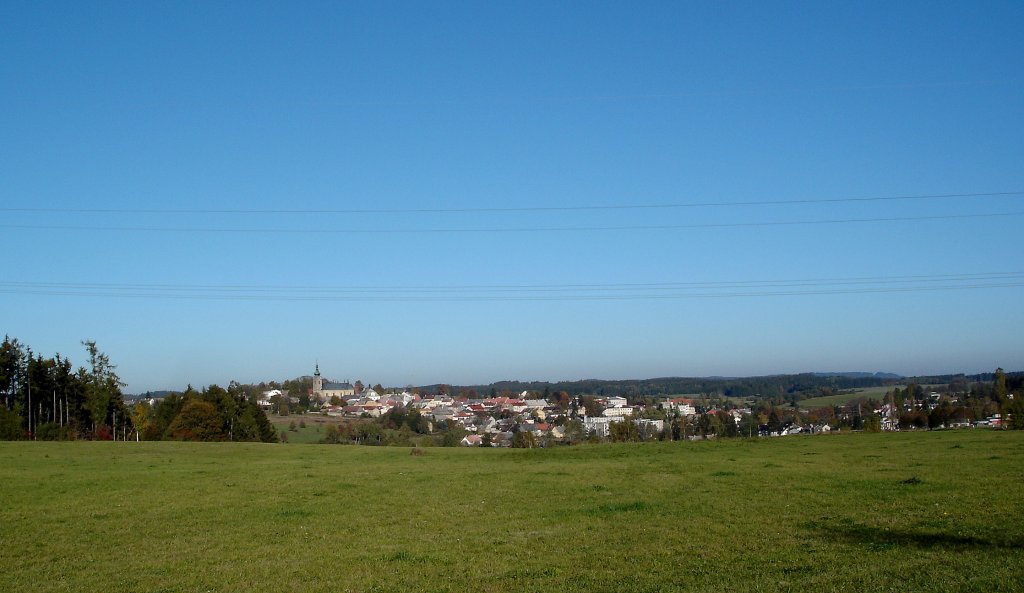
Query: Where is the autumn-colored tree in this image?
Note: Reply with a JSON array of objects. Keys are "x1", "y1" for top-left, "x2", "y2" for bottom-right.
[
  {"x1": 582, "y1": 396, "x2": 603, "y2": 417},
  {"x1": 511, "y1": 430, "x2": 536, "y2": 448},
  {"x1": 167, "y1": 400, "x2": 225, "y2": 441},
  {"x1": 556, "y1": 391, "x2": 571, "y2": 411},
  {"x1": 131, "y1": 402, "x2": 150, "y2": 441},
  {"x1": 609, "y1": 420, "x2": 638, "y2": 442}
]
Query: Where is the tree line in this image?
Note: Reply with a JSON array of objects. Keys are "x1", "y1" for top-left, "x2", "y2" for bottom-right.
[
  {"x1": 446, "y1": 373, "x2": 895, "y2": 403},
  {"x1": 0, "y1": 336, "x2": 276, "y2": 442},
  {"x1": 0, "y1": 336, "x2": 129, "y2": 440}
]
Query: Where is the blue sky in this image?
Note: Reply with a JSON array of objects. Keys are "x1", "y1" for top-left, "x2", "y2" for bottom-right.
[{"x1": 2, "y1": 1, "x2": 1022, "y2": 392}]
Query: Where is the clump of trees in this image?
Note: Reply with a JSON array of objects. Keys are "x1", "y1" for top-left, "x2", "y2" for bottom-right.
[
  {"x1": 0, "y1": 336, "x2": 277, "y2": 442},
  {"x1": 0, "y1": 336, "x2": 130, "y2": 440},
  {"x1": 313, "y1": 407, "x2": 467, "y2": 447},
  {"x1": 139, "y1": 384, "x2": 277, "y2": 442}
]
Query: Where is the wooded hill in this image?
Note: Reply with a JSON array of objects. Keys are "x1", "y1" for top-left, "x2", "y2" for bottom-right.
[{"x1": 435, "y1": 371, "x2": 1012, "y2": 404}]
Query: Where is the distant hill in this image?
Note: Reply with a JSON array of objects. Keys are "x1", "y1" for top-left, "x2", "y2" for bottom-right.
[
  {"x1": 124, "y1": 390, "x2": 179, "y2": 401},
  {"x1": 813, "y1": 372, "x2": 904, "y2": 380},
  {"x1": 429, "y1": 372, "x2": 902, "y2": 401}
]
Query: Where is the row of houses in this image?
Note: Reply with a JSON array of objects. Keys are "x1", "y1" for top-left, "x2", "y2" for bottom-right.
[{"x1": 304, "y1": 384, "x2": 743, "y2": 444}]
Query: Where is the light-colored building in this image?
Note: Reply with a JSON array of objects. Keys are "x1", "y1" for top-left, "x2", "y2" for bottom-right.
[
  {"x1": 635, "y1": 418, "x2": 664, "y2": 433},
  {"x1": 605, "y1": 396, "x2": 628, "y2": 408},
  {"x1": 667, "y1": 397, "x2": 697, "y2": 416},
  {"x1": 312, "y1": 364, "x2": 355, "y2": 402},
  {"x1": 602, "y1": 406, "x2": 633, "y2": 418},
  {"x1": 583, "y1": 416, "x2": 621, "y2": 437}
]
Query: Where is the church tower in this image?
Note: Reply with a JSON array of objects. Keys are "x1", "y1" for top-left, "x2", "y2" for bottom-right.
[{"x1": 313, "y1": 362, "x2": 323, "y2": 393}]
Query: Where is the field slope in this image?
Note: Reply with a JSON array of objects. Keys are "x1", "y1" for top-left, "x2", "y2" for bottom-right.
[{"x1": 1, "y1": 431, "x2": 1022, "y2": 592}]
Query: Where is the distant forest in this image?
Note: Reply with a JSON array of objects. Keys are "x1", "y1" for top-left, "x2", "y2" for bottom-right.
[{"x1": 439, "y1": 372, "x2": 1006, "y2": 404}]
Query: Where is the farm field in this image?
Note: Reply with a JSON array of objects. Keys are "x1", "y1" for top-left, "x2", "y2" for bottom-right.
[
  {"x1": 270, "y1": 413, "x2": 338, "y2": 444},
  {"x1": 797, "y1": 385, "x2": 898, "y2": 408},
  {"x1": 1, "y1": 431, "x2": 1022, "y2": 593}
]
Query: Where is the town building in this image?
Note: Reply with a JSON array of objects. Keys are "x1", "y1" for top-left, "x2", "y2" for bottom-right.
[{"x1": 311, "y1": 363, "x2": 354, "y2": 402}]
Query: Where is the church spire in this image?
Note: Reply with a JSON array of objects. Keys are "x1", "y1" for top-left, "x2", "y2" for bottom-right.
[{"x1": 315, "y1": 361, "x2": 320, "y2": 376}]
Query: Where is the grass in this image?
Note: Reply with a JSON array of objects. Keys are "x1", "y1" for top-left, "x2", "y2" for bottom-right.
[
  {"x1": 797, "y1": 385, "x2": 899, "y2": 408},
  {"x1": 1, "y1": 431, "x2": 1022, "y2": 592},
  {"x1": 270, "y1": 413, "x2": 338, "y2": 443},
  {"x1": 799, "y1": 384, "x2": 951, "y2": 409}
]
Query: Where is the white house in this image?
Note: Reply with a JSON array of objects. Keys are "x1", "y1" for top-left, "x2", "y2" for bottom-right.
[
  {"x1": 635, "y1": 418, "x2": 664, "y2": 433},
  {"x1": 667, "y1": 398, "x2": 697, "y2": 416},
  {"x1": 258, "y1": 389, "x2": 284, "y2": 409},
  {"x1": 583, "y1": 417, "x2": 620, "y2": 437},
  {"x1": 460, "y1": 434, "x2": 483, "y2": 447},
  {"x1": 602, "y1": 406, "x2": 634, "y2": 418}
]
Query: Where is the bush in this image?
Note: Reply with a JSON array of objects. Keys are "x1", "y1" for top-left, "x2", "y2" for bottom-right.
[
  {"x1": 512, "y1": 431, "x2": 536, "y2": 448},
  {"x1": 35, "y1": 422, "x2": 70, "y2": 441},
  {"x1": 0, "y1": 407, "x2": 22, "y2": 440}
]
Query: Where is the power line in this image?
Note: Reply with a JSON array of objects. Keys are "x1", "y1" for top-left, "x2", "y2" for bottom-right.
[
  {"x1": 549, "y1": 79, "x2": 1024, "y2": 102},
  {"x1": 2, "y1": 191, "x2": 1021, "y2": 215},
  {"x1": 18, "y1": 78, "x2": 1020, "y2": 110},
  {"x1": 2, "y1": 273, "x2": 1021, "y2": 302},
  {"x1": 1, "y1": 211, "x2": 1021, "y2": 235},
  {"x1": 3, "y1": 272, "x2": 1020, "y2": 293},
  {"x1": 1, "y1": 282, "x2": 1019, "y2": 301}
]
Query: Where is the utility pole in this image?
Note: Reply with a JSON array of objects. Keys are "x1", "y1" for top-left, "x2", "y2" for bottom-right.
[{"x1": 27, "y1": 372, "x2": 32, "y2": 439}]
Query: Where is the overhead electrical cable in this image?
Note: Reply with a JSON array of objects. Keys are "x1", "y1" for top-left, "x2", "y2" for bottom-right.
[
  {"x1": 2, "y1": 272, "x2": 1020, "y2": 293},
  {"x1": 2, "y1": 272, "x2": 1021, "y2": 302},
  {"x1": 2, "y1": 191, "x2": 1021, "y2": 215},
  {"x1": 23, "y1": 78, "x2": 1019, "y2": 110},
  {"x1": 1, "y1": 282, "x2": 1020, "y2": 301},
  {"x1": 1, "y1": 211, "x2": 1021, "y2": 235}
]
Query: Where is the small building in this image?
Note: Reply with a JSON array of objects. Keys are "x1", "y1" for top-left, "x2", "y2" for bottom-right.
[
  {"x1": 460, "y1": 434, "x2": 483, "y2": 447},
  {"x1": 667, "y1": 397, "x2": 697, "y2": 416}
]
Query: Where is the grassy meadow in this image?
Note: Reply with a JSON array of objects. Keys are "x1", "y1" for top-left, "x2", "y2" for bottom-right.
[
  {"x1": 271, "y1": 413, "x2": 338, "y2": 444},
  {"x1": 1, "y1": 431, "x2": 1022, "y2": 592},
  {"x1": 797, "y1": 385, "x2": 898, "y2": 409}
]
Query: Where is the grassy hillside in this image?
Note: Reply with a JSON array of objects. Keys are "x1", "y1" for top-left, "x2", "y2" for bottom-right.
[
  {"x1": 1, "y1": 431, "x2": 1022, "y2": 592},
  {"x1": 797, "y1": 385, "x2": 896, "y2": 408},
  {"x1": 270, "y1": 413, "x2": 336, "y2": 444}
]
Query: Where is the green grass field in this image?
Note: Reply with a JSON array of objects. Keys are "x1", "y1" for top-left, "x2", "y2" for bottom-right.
[
  {"x1": 797, "y1": 385, "x2": 897, "y2": 408},
  {"x1": 271, "y1": 413, "x2": 338, "y2": 444},
  {"x1": 2, "y1": 431, "x2": 1022, "y2": 592}
]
